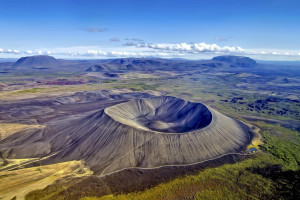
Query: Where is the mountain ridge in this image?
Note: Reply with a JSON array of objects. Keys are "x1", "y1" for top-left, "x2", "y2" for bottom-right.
[{"x1": 8, "y1": 55, "x2": 259, "y2": 71}]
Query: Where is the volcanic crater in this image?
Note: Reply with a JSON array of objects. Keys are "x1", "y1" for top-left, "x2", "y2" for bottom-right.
[
  {"x1": 105, "y1": 96, "x2": 212, "y2": 133},
  {"x1": 0, "y1": 93, "x2": 252, "y2": 176}
]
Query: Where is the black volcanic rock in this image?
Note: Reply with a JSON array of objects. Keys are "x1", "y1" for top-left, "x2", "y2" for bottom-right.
[
  {"x1": 212, "y1": 55, "x2": 257, "y2": 67},
  {"x1": 13, "y1": 55, "x2": 60, "y2": 69}
]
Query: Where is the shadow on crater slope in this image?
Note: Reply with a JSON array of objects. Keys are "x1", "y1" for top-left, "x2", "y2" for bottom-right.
[{"x1": 0, "y1": 94, "x2": 252, "y2": 176}]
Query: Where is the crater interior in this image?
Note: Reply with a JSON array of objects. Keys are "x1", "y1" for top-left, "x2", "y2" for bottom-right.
[{"x1": 105, "y1": 96, "x2": 212, "y2": 133}]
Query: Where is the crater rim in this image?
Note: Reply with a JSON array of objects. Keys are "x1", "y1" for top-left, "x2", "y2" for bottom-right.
[{"x1": 105, "y1": 96, "x2": 213, "y2": 134}]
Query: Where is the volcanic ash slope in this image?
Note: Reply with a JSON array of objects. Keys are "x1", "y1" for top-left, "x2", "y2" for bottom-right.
[{"x1": 0, "y1": 96, "x2": 251, "y2": 175}]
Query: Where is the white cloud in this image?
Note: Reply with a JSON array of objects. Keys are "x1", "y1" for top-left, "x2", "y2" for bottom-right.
[
  {"x1": 46, "y1": 50, "x2": 54, "y2": 55},
  {"x1": 110, "y1": 51, "x2": 135, "y2": 56},
  {"x1": 0, "y1": 49, "x2": 19, "y2": 54},
  {"x1": 87, "y1": 50, "x2": 107, "y2": 56},
  {"x1": 25, "y1": 50, "x2": 33, "y2": 54},
  {"x1": 136, "y1": 42, "x2": 245, "y2": 54},
  {"x1": 6, "y1": 49, "x2": 20, "y2": 54},
  {"x1": 86, "y1": 50, "x2": 146, "y2": 57},
  {"x1": 134, "y1": 42, "x2": 300, "y2": 59},
  {"x1": 1, "y1": 43, "x2": 300, "y2": 61}
]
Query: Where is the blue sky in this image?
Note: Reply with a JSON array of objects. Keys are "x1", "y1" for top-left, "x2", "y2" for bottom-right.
[{"x1": 1, "y1": 0, "x2": 300, "y2": 60}]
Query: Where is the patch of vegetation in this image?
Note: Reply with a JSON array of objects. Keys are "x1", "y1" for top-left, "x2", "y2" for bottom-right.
[
  {"x1": 261, "y1": 131, "x2": 300, "y2": 170},
  {"x1": 114, "y1": 83, "x2": 160, "y2": 91},
  {"x1": 242, "y1": 121, "x2": 300, "y2": 170},
  {"x1": 81, "y1": 154, "x2": 276, "y2": 200},
  {"x1": 249, "y1": 164, "x2": 300, "y2": 199},
  {"x1": 13, "y1": 88, "x2": 45, "y2": 94},
  {"x1": 25, "y1": 184, "x2": 67, "y2": 200},
  {"x1": 102, "y1": 79, "x2": 118, "y2": 83}
]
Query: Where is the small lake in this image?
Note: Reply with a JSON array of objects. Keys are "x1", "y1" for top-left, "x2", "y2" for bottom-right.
[{"x1": 249, "y1": 147, "x2": 257, "y2": 153}]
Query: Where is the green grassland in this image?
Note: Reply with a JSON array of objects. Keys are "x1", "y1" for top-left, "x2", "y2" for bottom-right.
[{"x1": 82, "y1": 154, "x2": 276, "y2": 200}]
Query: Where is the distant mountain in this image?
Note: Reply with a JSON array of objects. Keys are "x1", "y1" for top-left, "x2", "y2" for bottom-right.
[
  {"x1": 10, "y1": 55, "x2": 260, "y2": 72},
  {"x1": 212, "y1": 55, "x2": 257, "y2": 67},
  {"x1": 85, "y1": 59, "x2": 170, "y2": 72},
  {"x1": 107, "y1": 58, "x2": 169, "y2": 70},
  {"x1": 13, "y1": 55, "x2": 60, "y2": 69},
  {"x1": 81, "y1": 57, "x2": 234, "y2": 73}
]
